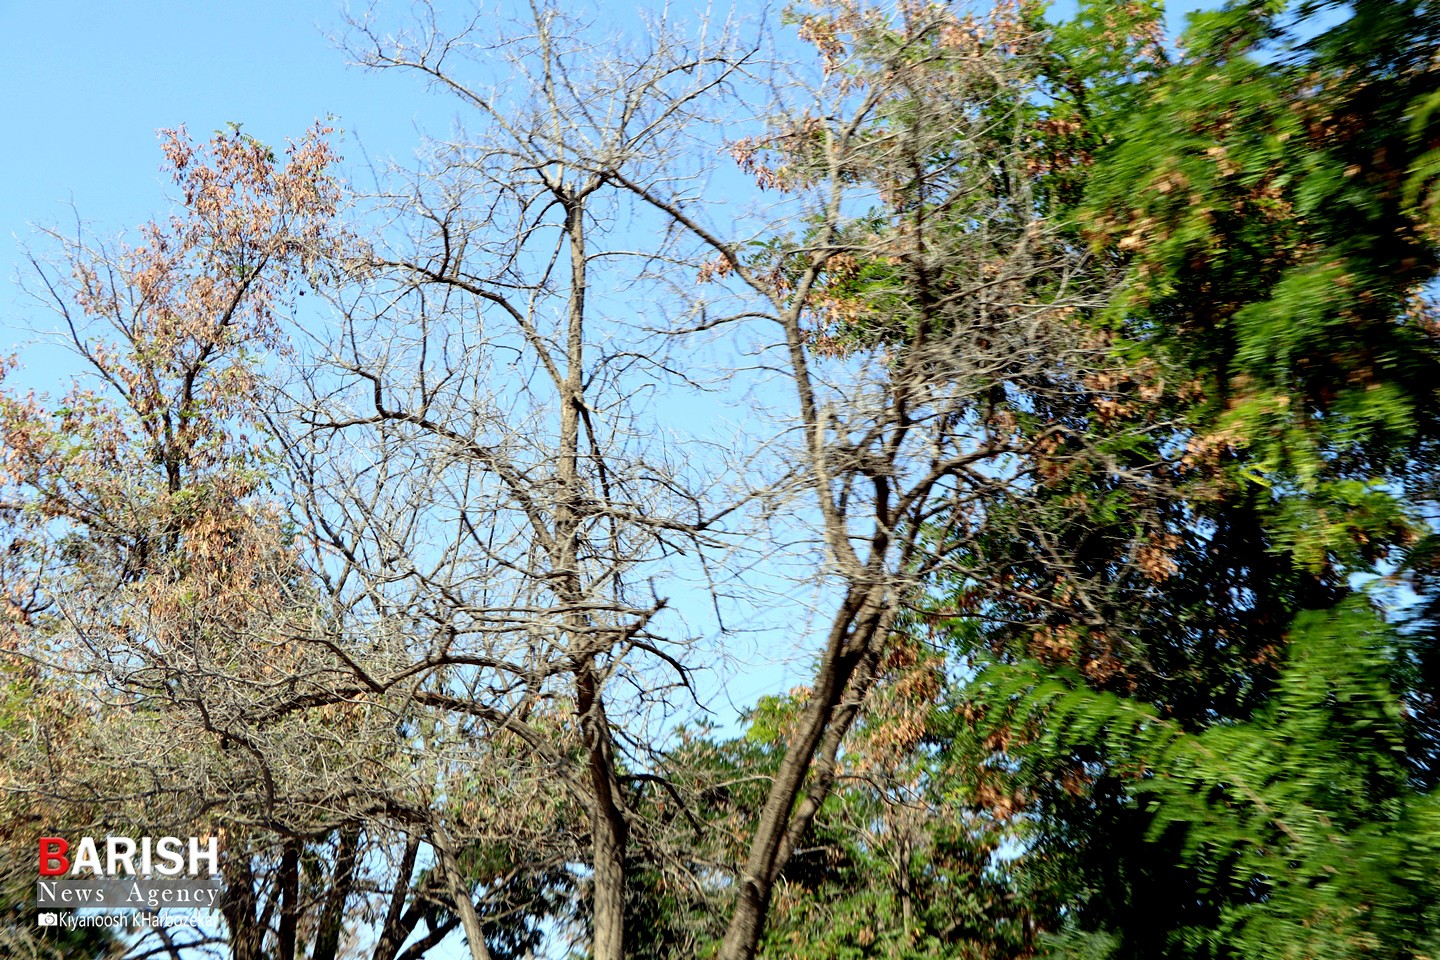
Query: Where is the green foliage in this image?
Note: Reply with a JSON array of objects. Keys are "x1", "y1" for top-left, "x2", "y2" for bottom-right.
[
  {"x1": 936, "y1": 2, "x2": 1440, "y2": 957},
  {"x1": 623, "y1": 680, "x2": 1046, "y2": 960},
  {"x1": 980, "y1": 600, "x2": 1440, "y2": 959},
  {"x1": 751, "y1": 747, "x2": 1039, "y2": 960},
  {"x1": 1080, "y1": 0, "x2": 1440, "y2": 570}
]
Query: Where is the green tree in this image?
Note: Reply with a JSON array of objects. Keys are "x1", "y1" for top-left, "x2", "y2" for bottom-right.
[{"x1": 948, "y1": 1, "x2": 1440, "y2": 957}]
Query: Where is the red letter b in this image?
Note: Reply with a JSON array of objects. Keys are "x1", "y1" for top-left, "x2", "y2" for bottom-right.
[{"x1": 38, "y1": 838, "x2": 69, "y2": 876}]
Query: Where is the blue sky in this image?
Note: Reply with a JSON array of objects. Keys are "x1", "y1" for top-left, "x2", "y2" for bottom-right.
[
  {"x1": 1, "y1": 0, "x2": 1216, "y2": 333},
  {"x1": 4, "y1": 2, "x2": 1220, "y2": 957},
  {"x1": 0, "y1": 0, "x2": 418, "y2": 220},
  {"x1": 0, "y1": 0, "x2": 1215, "y2": 711},
  {"x1": 0, "y1": 0, "x2": 455, "y2": 329}
]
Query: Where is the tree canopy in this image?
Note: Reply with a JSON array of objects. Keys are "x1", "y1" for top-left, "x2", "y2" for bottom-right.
[{"x1": 2, "y1": 1, "x2": 1438, "y2": 959}]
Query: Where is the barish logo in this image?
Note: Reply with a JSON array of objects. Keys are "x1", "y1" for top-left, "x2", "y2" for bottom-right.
[{"x1": 38, "y1": 837, "x2": 219, "y2": 878}]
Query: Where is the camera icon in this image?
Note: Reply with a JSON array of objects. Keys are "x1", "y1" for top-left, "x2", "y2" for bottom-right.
[{"x1": 37, "y1": 912, "x2": 58, "y2": 927}]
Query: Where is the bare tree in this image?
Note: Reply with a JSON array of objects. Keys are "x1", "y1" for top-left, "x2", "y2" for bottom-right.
[
  {"x1": 2, "y1": 4, "x2": 1168, "y2": 959},
  {"x1": 656, "y1": 7, "x2": 1095, "y2": 952},
  {"x1": 262, "y1": 5, "x2": 761, "y2": 959},
  {"x1": 297, "y1": 2, "x2": 1160, "y2": 959},
  {"x1": 0, "y1": 126, "x2": 393, "y2": 960}
]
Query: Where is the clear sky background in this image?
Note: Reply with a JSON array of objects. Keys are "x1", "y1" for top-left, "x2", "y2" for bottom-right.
[
  {"x1": 0, "y1": 0, "x2": 452, "y2": 325},
  {"x1": 1, "y1": 0, "x2": 1216, "y2": 330},
  {"x1": 2, "y1": 1, "x2": 1216, "y2": 957},
  {"x1": 0, "y1": 0, "x2": 1222, "y2": 723}
]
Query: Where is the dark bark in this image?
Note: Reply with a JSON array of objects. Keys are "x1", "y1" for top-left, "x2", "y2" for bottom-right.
[
  {"x1": 313, "y1": 825, "x2": 359, "y2": 960},
  {"x1": 371, "y1": 835, "x2": 420, "y2": 960},
  {"x1": 275, "y1": 839, "x2": 300, "y2": 960},
  {"x1": 220, "y1": 845, "x2": 263, "y2": 960}
]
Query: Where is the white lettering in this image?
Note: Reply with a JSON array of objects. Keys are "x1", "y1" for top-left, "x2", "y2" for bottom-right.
[
  {"x1": 188, "y1": 836, "x2": 219, "y2": 876},
  {"x1": 72, "y1": 837, "x2": 102, "y2": 876},
  {"x1": 155, "y1": 837, "x2": 185, "y2": 876},
  {"x1": 124, "y1": 881, "x2": 219, "y2": 908},
  {"x1": 39, "y1": 882, "x2": 104, "y2": 904},
  {"x1": 107, "y1": 837, "x2": 137, "y2": 876}
]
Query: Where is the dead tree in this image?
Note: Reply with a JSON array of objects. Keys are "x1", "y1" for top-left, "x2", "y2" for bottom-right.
[
  {"x1": 271, "y1": 5, "x2": 759, "y2": 959},
  {"x1": 0, "y1": 119, "x2": 562, "y2": 960},
  {"x1": 483, "y1": 3, "x2": 1156, "y2": 957},
  {"x1": 112, "y1": 3, "x2": 1161, "y2": 958}
]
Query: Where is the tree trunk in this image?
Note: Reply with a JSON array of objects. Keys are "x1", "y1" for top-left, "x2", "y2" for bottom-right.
[
  {"x1": 432, "y1": 827, "x2": 493, "y2": 960},
  {"x1": 371, "y1": 835, "x2": 419, "y2": 960},
  {"x1": 313, "y1": 825, "x2": 359, "y2": 960},
  {"x1": 718, "y1": 591, "x2": 892, "y2": 960},
  {"x1": 579, "y1": 662, "x2": 630, "y2": 960},
  {"x1": 275, "y1": 840, "x2": 301, "y2": 960},
  {"x1": 220, "y1": 838, "x2": 264, "y2": 960}
]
